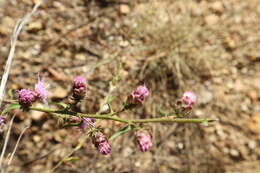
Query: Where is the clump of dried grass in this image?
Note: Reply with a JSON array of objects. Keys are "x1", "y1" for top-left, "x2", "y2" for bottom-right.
[
  {"x1": 119, "y1": 1, "x2": 226, "y2": 172},
  {"x1": 124, "y1": 0, "x2": 219, "y2": 92}
]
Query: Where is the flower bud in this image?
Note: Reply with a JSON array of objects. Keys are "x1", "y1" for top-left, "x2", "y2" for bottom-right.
[
  {"x1": 92, "y1": 132, "x2": 111, "y2": 155},
  {"x1": 35, "y1": 77, "x2": 49, "y2": 104},
  {"x1": 71, "y1": 116, "x2": 94, "y2": 129},
  {"x1": 72, "y1": 76, "x2": 87, "y2": 100},
  {"x1": 127, "y1": 85, "x2": 149, "y2": 106},
  {"x1": 18, "y1": 89, "x2": 37, "y2": 108},
  {"x1": 181, "y1": 91, "x2": 197, "y2": 109},
  {"x1": 135, "y1": 130, "x2": 152, "y2": 152}
]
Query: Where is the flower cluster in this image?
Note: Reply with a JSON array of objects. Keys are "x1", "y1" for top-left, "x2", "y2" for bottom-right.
[
  {"x1": 35, "y1": 77, "x2": 49, "y2": 104},
  {"x1": 72, "y1": 76, "x2": 87, "y2": 100},
  {"x1": 92, "y1": 132, "x2": 111, "y2": 155},
  {"x1": 135, "y1": 130, "x2": 152, "y2": 152},
  {"x1": 181, "y1": 91, "x2": 197, "y2": 109},
  {"x1": 18, "y1": 76, "x2": 49, "y2": 109},
  {"x1": 18, "y1": 89, "x2": 37, "y2": 108},
  {"x1": 14, "y1": 75, "x2": 206, "y2": 156},
  {"x1": 126, "y1": 85, "x2": 149, "y2": 109},
  {"x1": 174, "y1": 91, "x2": 197, "y2": 116}
]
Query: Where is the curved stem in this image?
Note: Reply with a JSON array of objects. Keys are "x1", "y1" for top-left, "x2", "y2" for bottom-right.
[{"x1": 29, "y1": 107, "x2": 217, "y2": 125}]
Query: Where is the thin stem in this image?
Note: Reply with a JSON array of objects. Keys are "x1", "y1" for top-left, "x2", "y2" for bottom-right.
[{"x1": 29, "y1": 107, "x2": 217, "y2": 125}]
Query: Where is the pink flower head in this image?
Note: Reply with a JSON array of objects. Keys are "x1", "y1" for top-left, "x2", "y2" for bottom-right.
[
  {"x1": 135, "y1": 130, "x2": 152, "y2": 152},
  {"x1": 98, "y1": 141, "x2": 111, "y2": 155},
  {"x1": 181, "y1": 91, "x2": 197, "y2": 108},
  {"x1": 18, "y1": 89, "x2": 37, "y2": 107},
  {"x1": 130, "y1": 85, "x2": 149, "y2": 103},
  {"x1": 71, "y1": 116, "x2": 94, "y2": 129},
  {"x1": 72, "y1": 76, "x2": 87, "y2": 100},
  {"x1": 92, "y1": 132, "x2": 111, "y2": 155},
  {"x1": 35, "y1": 76, "x2": 49, "y2": 104}
]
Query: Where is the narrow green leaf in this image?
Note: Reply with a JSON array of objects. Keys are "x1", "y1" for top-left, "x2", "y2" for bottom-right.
[
  {"x1": 63, "y1": 157, "x2": 80, "y2": 162},
  {"x1": 158, "y1": 109, "x2": 167, "y2": 117},
  {"x1": 50, "y1": 102, "x2": 69, "y2": 109},
  {"x1": 2, "y1": 103, "x2": 20, "y2": 114},
  {"x1": 7, "y1": 89, "x2": 14, "y2": 98},
  {"x1": 109, "y1": 125, "x2": 132, "y2": 141}
]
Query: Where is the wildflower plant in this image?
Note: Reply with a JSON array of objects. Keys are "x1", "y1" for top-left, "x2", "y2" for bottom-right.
[
  {"x1": 3, "y1": 74, "x2": 216, "y2": 158},
  {"x1": 0, "y1": 1, "x2": 216, "y2": 171}
]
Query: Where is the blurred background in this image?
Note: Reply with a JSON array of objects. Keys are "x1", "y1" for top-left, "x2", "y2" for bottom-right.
[{"x1": 0, "y1": 0, "x2": 259, "y2": 172}]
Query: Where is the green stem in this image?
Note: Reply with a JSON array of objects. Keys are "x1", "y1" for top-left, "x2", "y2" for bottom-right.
[{"x1": 29, "y1": 107, "x2": 217, "y2": 125}]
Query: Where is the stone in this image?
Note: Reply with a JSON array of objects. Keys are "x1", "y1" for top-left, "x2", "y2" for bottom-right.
[
  {"x1": 27, "y1": 21, "x2": 43, "y2": 32},
  {"x1": 210, "y1": 1, "x2": 224, "y2": 13},
  {"x1": 205, "y1": 14, "x2": 219, "y2": 25},
  {"x1": 119, "y1": 4, "x2": 130, "y2": 14}
]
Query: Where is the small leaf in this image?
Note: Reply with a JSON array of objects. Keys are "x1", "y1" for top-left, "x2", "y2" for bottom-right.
[
  {"x1": 7, "y1": 89, "x2": 14, "y2": 98},
  {"x1": 63, "y1": 157, "x2": 80, "y2": 162},
  {"x1": 201, "y1": 120, "x2": 209, "y2": 126},
  {"x1": 63, "y1": 122, "x2": 81, "y2": 128},
  {"x1": 2, "y1": 103, "x2": 20, "y2": 114},
  {"x1": 109, "y1": 125, "x2": 132, "y2": 141},
  {"x1": 158, "y1": 109, "x2": 167, "y2": 117},
  {"x1": 50, "y1": 102, "x2": 69, "y2": 109}
]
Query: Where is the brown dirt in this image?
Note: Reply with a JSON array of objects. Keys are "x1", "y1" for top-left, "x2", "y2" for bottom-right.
[{"x1": 0, "y1": 0, "x2": 260, "y2": 172}]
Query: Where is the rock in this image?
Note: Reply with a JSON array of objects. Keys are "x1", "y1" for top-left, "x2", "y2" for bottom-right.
[
  {"x1": 247, "y1": 90, "x2": 258, "y2": 101},
  {"x1": 248, "y1": 140, "x2": 257, "y2": 149},
  {"x1": 119, "y1": 4, "x2": 130, "y2": 14},
  {"x1": 51, "y1": 87, "x2": 67, "y2": 98},
  {"x1": 229, "y1": 148, "x2": 240, "y2": 157},
  {"x1": 31, "y1": 104, "x2": 45, "y2": 121},
  {"x1": 0, "y1": 16, "x2": 15, "y2": 35},
  {"x1": 122, "y1": 147, "x2": 133, "y2": 157},
  {"x1": 198, "y1": 89, "x2": 213, "y2": 105},
  {"x1": 223, "y1": 37, "x2": 236, "y2": 50},
  {"x1": 31, "y1": 110, "x2": 45, "y2": 121},
  {"x1": 177, "y1": 142, "x2": 184, "y2": 150},
  {"x1": 257, "y1": 4, "x2": 260, "y2": 14},
  {"x1": 53, "y1": 1, "x2": 66, "y2": 11},
  {"x1": 247, "y1": 113, "x2": 260, "y2": 134},
  {"x1": 27, "y1": 21, "x2": 43, "y2": 32},
  {"x1": 32, "y1": 135, "x2": 41, "y2": 143},
  {"x1": 119, "y1": 40, "x2": 129, "y2": 47},
  {"x1": 210, "y1": 1, "x2": 224, "y2": 14},
  {"x1": 205, "y1": 14, "x2": 219, "y2": 25},
  {"x1": 75, "y1": 53, "x2": 86, "y2": 60}
]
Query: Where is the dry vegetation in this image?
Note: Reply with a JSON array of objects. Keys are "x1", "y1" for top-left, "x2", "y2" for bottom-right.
[{"x1": 0, "y1": 0, "x2": 260, "y2": 172}]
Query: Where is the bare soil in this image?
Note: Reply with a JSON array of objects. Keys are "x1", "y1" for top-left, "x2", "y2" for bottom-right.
[{"x1": 0, "y1": 0, "x2": 260, "y2": 173}]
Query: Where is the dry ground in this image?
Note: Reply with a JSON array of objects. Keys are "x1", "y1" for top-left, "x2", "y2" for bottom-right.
[{"x1": 0, "y1": 0, "x2": 260, "y2": 172}]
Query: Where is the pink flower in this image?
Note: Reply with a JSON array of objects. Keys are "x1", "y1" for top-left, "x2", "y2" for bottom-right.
[
  {"x1": 135, "y1": 130, "x2": 152, "y2": 152},
  {"x1": 98, "y1": 141, "x2": 111, "y2": 155},
  {"x1": 130, "y1": 85, "x2": 149, "y2": 104},
  {"x1": 18, "y1": 89, "x2": 37, "y2": 107},
  {"x1": 92, "y1": 132, "x2": 111, "y2": 155},
  {"x1": 35, "y1": 76, "x2": 49, "y2": 104},
  {"x1": 181, "y1": 91, "x2": 197, "y2": 108},
  {"x1": 72, "y1": 76, "x2": 87, "y2": 100}
]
